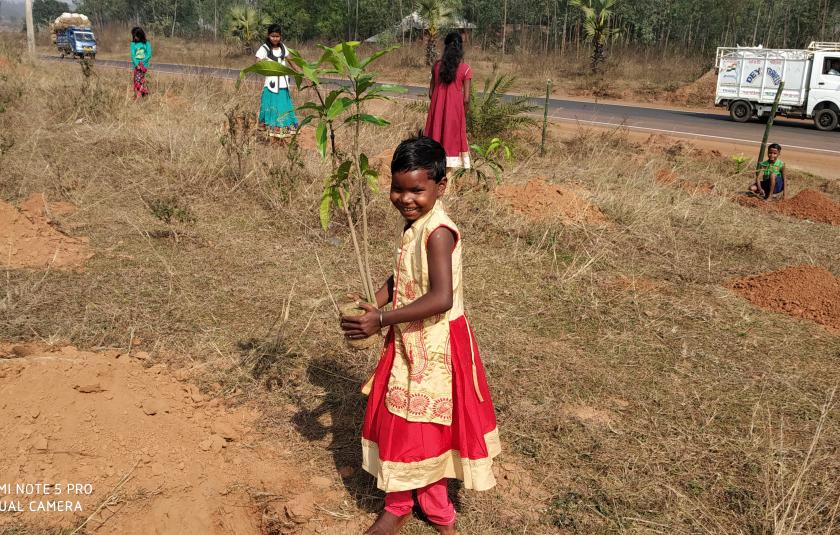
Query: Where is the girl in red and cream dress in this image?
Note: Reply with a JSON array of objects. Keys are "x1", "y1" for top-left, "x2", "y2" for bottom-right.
[{"x1": 341, "y1": 136, "x2": 500, "y2": 534}]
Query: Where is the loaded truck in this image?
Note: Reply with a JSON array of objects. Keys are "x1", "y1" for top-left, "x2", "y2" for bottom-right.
[
  {"x1": 715, "y1": 42, "x2": 840, "y2": 131},
  {"x1": 50, "y1": 13, "x2": 97, "y2": 59}
]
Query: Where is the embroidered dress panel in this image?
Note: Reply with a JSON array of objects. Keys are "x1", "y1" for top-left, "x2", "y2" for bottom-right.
[{"x1": 387, "y1": 202, "x2": 463, "y2": 425}]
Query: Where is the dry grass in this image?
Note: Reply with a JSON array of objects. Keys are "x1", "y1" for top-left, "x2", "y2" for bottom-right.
[
  {"x1": 3, "y1": 31, "x2": 840, "y2": 534},
  {"x1": 34, "y1": 25, "x2": 711, "y2": 106}
]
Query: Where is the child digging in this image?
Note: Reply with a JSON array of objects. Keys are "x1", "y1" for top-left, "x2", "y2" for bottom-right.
[
  {"x1": 750, "y1": 143, "x2": 786, "y2": 200},
  {"x1": 341, "y1": 136, "x2": 500, "y2": 534}
]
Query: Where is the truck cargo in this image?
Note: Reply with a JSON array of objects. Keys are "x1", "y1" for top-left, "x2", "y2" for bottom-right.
[
  {"x1": 715, "y1": 42, "x2": 840, "y2": 131},
  {"x1": 50, "y1": 13, "x2": 97, "y2": 59}
]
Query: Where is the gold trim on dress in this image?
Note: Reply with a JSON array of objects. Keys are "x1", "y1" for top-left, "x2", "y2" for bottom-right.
[{"x1": 362, "y1": 428, "x2": 501, "y2": 492}]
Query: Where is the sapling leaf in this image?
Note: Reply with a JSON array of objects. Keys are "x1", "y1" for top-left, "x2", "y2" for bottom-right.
[
  {"x1": 344, "y1": 114, "x2": 389, "y2": 127},
  {"x1": 319, "y1": 191, "x2": 333, "y2": 230},
  {"x1": 315, "y1": 121, "x2": 328, "y2": 159}
]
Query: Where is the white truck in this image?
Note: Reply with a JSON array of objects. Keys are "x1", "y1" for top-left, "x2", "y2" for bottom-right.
[{"x1": 715, "y1": 42, "x2": 840, "y2": 131}]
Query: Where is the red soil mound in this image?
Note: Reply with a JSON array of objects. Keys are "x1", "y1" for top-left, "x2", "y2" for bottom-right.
[
  {"x1": 495, "y1": 178, "x2": 607, "y2": 225},
  {"x1": 668, "y1": 69, "x2": 716, "y2": 108},
  {"x1": 731, "y1": 266, "x2": 840, "y2": 331},
  {"x1": 0, "y1": 194, "x2": 92, "y2": 270},
  {"x1": 0, "y1": 342, "x2": 349, "y2": 534},
  {"x1": 737, "y1": 189, "x2": 840, "y2": 225}
]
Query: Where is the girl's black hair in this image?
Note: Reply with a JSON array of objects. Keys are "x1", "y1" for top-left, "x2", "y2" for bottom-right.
[
  {"x1": 265, "y1": 23, "x2": 283, "y2": 47},
  {"x1": 131, "y1": 27, "x2": 147, "y2": 44},
  {"x1": 439, "y1": 31, "x2": 463, "y2": 84},
  {"x1": 391, "y1": 134, "x2": 446, "y2": 183},
  {"x1": 768, "y1": 143, "x2": 782, "y2": 151}
]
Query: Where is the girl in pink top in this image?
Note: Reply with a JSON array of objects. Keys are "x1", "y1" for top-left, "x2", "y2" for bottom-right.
[{"x1": 424, "y1": 32, "x2": 472, "y2": 170}]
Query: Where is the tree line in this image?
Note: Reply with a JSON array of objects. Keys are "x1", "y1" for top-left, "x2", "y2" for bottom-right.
[{"x1": 29, "y1": 0, "x2": 840, "y2": 55}]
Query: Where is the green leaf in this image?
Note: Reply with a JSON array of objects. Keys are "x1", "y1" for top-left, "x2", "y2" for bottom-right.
[
  {"x1": 315, "y1": 121, "x2": 328, "y2": 159},
  {"x1": 359, "y1": 153, "x2": 370, "y2": 174},
  {"x1": 238, "y1": 60, "x2": 300, "y2": 88},
  {"x1": 326, "y1": 97, "x2": 354, "y2": 120},
  {"x1": 366, "y1": 172, "x2": 380, "y2": 193},
  {"x1": 340, "y1": 42, "x2": 361, "y2": 69},
  {"x1": 335, "y1": 160, "x2": 353, "y2": 181},
  {"x1": 355, "y1": 74, "x2": 375, "y2": 95},
  {"x1": 344, "y1": 114, "x2": 390, "y2": 127},
  {"x1": 296, "y1": 115, "x2": 314, "y2": 129},
  {"x1": 296, "y1": 102, "x2": 323, "y2": 113},
  {"x1": 359, "y1": 45, "x2": 400, "y2": 69},
  {"x1": 319, "y1": 190, "x2": 333, "y2": 231}
]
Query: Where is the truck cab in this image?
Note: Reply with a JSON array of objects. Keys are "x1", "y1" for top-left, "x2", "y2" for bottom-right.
[
  {"x1": 808, "y1": 50, "x2": 840, "y2": 130},
  {"x1": 69, "y1": 29, "x2": 97, "y2": 57},
  {"x1": 56, "y1": 26, "x2": 97, "y2": 59}
]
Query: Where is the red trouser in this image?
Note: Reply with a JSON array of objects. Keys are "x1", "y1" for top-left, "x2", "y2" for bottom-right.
[{"x1": 384, "y1": 479, "x2": 456, "y2": 526}]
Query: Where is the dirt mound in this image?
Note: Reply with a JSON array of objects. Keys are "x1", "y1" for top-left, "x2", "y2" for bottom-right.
[
  {"x1": 654, "y1": 169, "x2": 715, "y2": 194},
  {"x1": 0, "y1": 194, "x2": 92, "y2": 270},
  {"x1": 668, "y1": 69, "x2": 716, "y2": 108},
  {"x1": 731, "y1": 266, "x2": 840, "y2": 331},
  {"x1": 495, "y1": 178, "x2": 607, "y2": 225},
  {"x1": 737, "y1": 189, "x2": 840, "y2": 225},
  {"x1": 0, "y1": 343, "x2": 346, "y2": 534}
]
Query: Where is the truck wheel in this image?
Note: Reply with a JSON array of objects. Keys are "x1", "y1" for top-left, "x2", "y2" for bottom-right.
[
  {"x1": 729, "y1": 101, "x2": 752, "y2": 123},
  {"x1": 814, "y1": 109, "x2": 838, "y2": 131}
]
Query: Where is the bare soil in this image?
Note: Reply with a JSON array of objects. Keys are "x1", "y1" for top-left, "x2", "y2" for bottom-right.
[
  {"x1": 0, "y1": 342, "x2": 358, "y2": 534},
  {"x1": 494, "y1": 177, "x2": 607, "y2": 225},
  {"x1": 731, "y1": 266, "x2": 840, "y2": 331},
  {"x1": 0, "y1": 194, "x2": 93, "y2": 270},
  {"x1": 737, "y1": 188, "x2": 840, "y2": 225}
]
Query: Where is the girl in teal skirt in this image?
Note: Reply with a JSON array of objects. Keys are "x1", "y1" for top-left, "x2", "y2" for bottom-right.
[{"x1": 256, "y1": 24, "x2": 298, "y2": 137}]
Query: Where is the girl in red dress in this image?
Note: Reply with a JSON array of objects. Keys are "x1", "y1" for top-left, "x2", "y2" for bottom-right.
[
  {"x1": 341, "y1": 136, "x2": 499, "y2": 534},
  {"x1": 424, "y1": 32, "x2": 472, "y2": 170}
]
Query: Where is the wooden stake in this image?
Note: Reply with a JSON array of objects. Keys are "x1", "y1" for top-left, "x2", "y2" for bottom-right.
[
  {"x1": 756, "y1": 81, "x2": 785, "y2": 170},
  {"x1": 24, "y1": 0, "x2": 35, "y2": 55},
  {"x1": 540, "y1": 79, "x2": 552, "y2": 156}
]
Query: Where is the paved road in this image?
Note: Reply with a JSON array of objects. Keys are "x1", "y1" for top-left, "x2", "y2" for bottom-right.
[{"x1": 46, "y1": 56, "x2": 840, "y2": 156}]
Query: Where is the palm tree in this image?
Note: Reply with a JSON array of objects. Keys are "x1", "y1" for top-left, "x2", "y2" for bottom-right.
[
  {"x1": 226, "y1": 5, "x2": 269, "y2": 55},
  {"x1": 416, "y1": 0, "x2": 458, "y2": 66},
  {"x1": 570, "y1": 0, "x2": 622, "y2": 73}
]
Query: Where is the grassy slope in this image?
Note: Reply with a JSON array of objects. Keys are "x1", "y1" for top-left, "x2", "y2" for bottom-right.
[{"x1": 2, "y1": 37, "x2": 840, "y2": 534}]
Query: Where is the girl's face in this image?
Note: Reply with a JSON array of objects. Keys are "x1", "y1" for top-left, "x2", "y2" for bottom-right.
[
  {"x1": 390, "y1": 169, "x2": 447, "y2": 222},
  {"x1": 269, "y1": 32, "x2": 282, "y2": 46},
  {"x1": 768, "y1": 147, "x2": 780, "y2": 162}
]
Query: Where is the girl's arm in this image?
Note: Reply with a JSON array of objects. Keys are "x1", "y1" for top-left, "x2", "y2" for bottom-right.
[
  {"x1": 463, "y1": 77, "x2": 471, "y2": 108},
  {"x1": 341, "y1": 228, "x2": 455, "y2": 338},
  {"x1": 146, "y1": 43, "x2": 152, "y2": 64}
]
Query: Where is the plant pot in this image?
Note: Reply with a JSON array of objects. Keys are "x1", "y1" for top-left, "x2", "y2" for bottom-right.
[{"x1": 339, "y1": 301, "x2": 381, "y2": 350}]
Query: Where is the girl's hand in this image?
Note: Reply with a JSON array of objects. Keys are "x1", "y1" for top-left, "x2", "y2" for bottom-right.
[{"x1": 340, "y1": 302, "x2": 381, "y2": 339}]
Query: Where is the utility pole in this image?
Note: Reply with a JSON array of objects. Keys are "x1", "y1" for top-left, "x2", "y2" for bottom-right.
[
  {"x1": 25, "y1": 0, "x2": 35, "y2": 56},
  {"x1": 501, "y1": 0, "x2": 507, "y2": 55}
]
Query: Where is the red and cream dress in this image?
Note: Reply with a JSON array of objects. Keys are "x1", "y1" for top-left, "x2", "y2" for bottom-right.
[{"x1": 361, "y1": 201, "x2": 500, "y2": 493}]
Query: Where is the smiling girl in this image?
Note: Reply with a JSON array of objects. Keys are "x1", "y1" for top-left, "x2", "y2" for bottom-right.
[{"x1": 341, "y1": 135, "x2": 500, "y2": 534}]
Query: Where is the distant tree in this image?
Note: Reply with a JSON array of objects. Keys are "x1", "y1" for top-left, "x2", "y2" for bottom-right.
[
  {"x1": 226, "y1": 5, "x2": 269, "y2": 54},
  {"x1": 33, "y1": 0, "x2": 69, "y2": 27},
  {"x1": 570, "y1": 0, "x2": 622, "y2": 73},
  {"x1": 416, "y1": 0, "x2": 458, "y2": 65}
]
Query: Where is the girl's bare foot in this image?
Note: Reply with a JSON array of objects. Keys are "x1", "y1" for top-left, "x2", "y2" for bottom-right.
[
  {"x1": 364, "y1": 511, "x2": 410, "y2": 535},
  {"x1": 434, "y1": 523, "x2": 456, "y2": 534}
]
